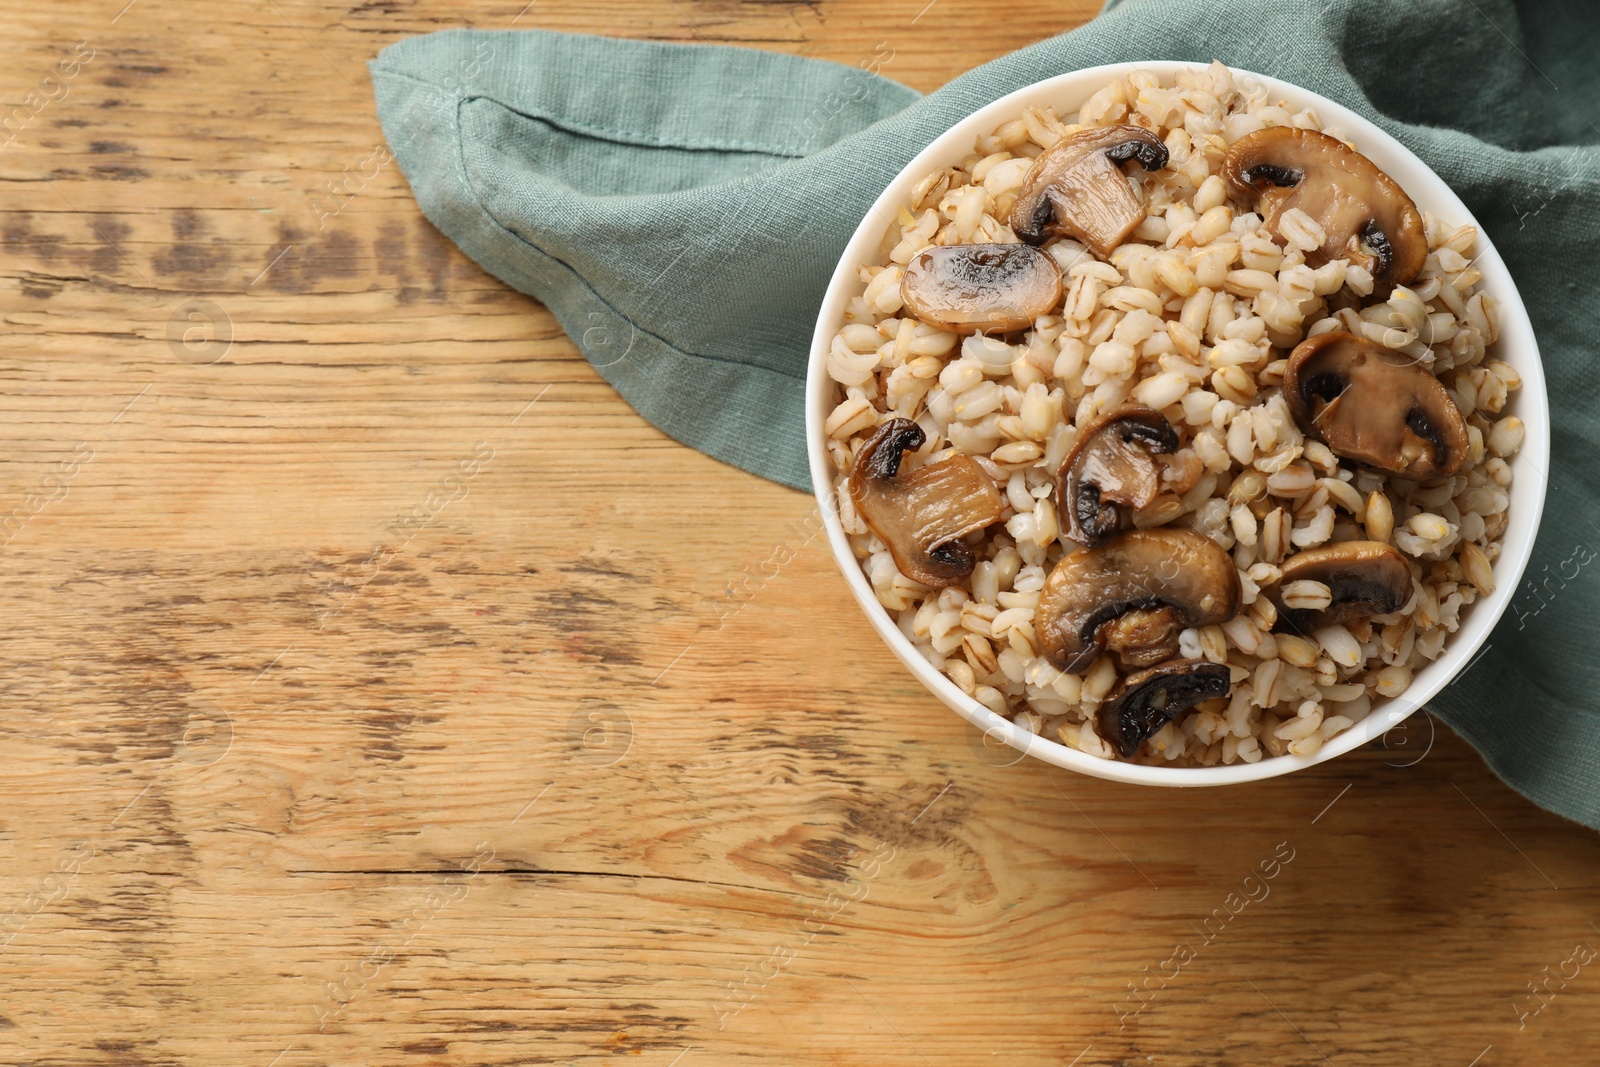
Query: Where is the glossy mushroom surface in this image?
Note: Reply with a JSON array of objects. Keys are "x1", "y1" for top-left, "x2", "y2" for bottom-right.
[
  {"x1": 899, "y1": 243, "x2": 1063, "y2": 335},
  {"x1": 1222, "y1": 126, "x2": 1426, "y2": 287},
  {"x1": 1270, "y1": 541, "x2": 1414, "y2": 634},
  {"x1": 1097, "y1": 658, "x2": 1233, "y2": 759},
  {"x1": 1056, "y1": 406, "x2": 1180, "y2": 547},
  {"x1": 1284, "y1": 331, "x2": 1469, "y2": 479},
  {"x1": 848, "y1": 418, "x2": 1004, "y2": 588},
  {"x1": 1033, "y1": 528, "x2": 1242, "y2": 673},
  {"x1": 1009, "y1": 124, "x2": 1169, "y2": 256}
]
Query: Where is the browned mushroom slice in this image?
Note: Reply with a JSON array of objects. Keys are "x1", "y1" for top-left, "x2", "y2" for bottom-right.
[
  {"x1": 1284, "y1": 331, "x2": 1468, "y2": 479},
  {"x1": 1033, "y1": 528, "x2": 1242, "y2": 673},
  {"x1": 899, "y1": 243, "x2": 1063, "y2": 335},
  {"x1": 1098, "y1": 658, "x2": 1232, "y2": 759},
  {"x1": 1222, "y1": 127, "x2": 1426, "y2": 287},
  {"x1": 848, "y1": 418, "x2": 1004, "y2": 588},
  {"x1": 1269, "y1": 541, "x2": 1414, "y2": 634},
  {"x1": 1057, "y1": 405, "x2": 1179, "y2": 547},
  {"x1": 1009, "y1": 124, "x2": 1169, "y2": 256}
]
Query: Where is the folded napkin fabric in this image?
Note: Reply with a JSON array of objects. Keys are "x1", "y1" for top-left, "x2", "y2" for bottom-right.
[{"x1": 371, "y1": 0, "x2": 1600, "y2": 828}]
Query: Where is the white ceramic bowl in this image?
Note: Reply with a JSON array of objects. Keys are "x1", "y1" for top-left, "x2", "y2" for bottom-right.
[{"x1": 806, "y1": 62, "x2": 1550, "y2": 786}]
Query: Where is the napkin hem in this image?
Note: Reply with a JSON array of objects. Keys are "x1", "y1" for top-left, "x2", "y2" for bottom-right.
[
  {"x1": 442, "y1": 89, "x2": 809, "y2": 384},
  {"x1": 471, "y1": 176, "x2": 809, "y2": 383},
  {"x1": 372, "y1": 65, "x2": 818, "y2": 161},
  {"x1": 372, "y1": 65, "x2": 813, "y2": 488}
]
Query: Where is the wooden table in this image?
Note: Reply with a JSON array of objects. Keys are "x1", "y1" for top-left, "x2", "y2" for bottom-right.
[{"x1": 1, "y1": 1, "x2": 1595, "y2": 1064}]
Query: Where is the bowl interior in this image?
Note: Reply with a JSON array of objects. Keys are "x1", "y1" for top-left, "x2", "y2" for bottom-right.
[{"x1": 806, "y1": 62, "x2": 1550, "y2": 786}]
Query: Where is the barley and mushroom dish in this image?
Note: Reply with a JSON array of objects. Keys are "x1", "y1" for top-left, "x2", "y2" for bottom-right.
[{"x1": 823, "y1": 63, "x2": 1522, "y2": 766}]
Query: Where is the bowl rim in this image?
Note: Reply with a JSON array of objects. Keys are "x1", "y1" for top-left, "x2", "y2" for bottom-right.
[{"x1": 805, "y1": 61, "x2": 1550, "y2": 786}]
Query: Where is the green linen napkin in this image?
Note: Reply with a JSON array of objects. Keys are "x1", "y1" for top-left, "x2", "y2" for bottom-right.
[{"x1": 370, "y1": 0, "x2": 1600, "y2": 827}]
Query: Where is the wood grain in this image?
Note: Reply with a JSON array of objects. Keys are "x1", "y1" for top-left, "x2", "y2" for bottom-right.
[{"x1": 0, "y1": 1, "x2": 1596, "y2": 1064}]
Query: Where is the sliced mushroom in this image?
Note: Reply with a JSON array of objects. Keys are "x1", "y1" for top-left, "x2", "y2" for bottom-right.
[
  {"x1": 848, "y1": 418, "x2": 1004, "y2": 587},
  {"x1": 1009, "y1": 124, "x2": 1169, "y2": 256},
  {"x1": 1033, "y1": 528, "x2": 1242, "y2": 672},
  {"x1": 1284, "y1": 331, "x2": 1468, "y2": 479},
  {"x1": 1098, "y1": 658, "x2": 1232, "y2": 759},
  {"x1": 1057, "y1": 406, "x2": 1180, "y2": 547},
  {"x1": 899, "y1": 243, "x2": 1063, "y2": 335},
  {"x1": 1222, "y1": 126, "x2": 1426, "y2": 287},
  {"x1": 1270, "y1": 541, "x2": 1414, "y2": 634}
]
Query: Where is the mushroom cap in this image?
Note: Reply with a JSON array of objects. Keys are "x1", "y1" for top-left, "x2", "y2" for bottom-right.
[
  {"x1": 1270, "y1": 540, "x2": 1414, "y2": 633},
  {"x1": 1222, "y1": 127, "x2": 1427, "y2": 287},
  {"x1": 899, "y1": 243, "x2": 1063, "y2": 335},
  {"x1": 1033, "y1": 528, "x2": 1242, "y2": 672},
  {"x1": 848, "y1": 418, "x2": 1004, "y2": 588},
  {"x1": 1056, "y1": 405, "x2": 1180, "y2": 547},
  {"x1": 1097, "y1": 658, "x2": 1232, "y2": 759},
  {"x1": 1010, "y1": 124, "x2": 1169, "y2": 257},
  {"x1": 1283, "y1": 331, "x2": 1469, "y2": 480}
]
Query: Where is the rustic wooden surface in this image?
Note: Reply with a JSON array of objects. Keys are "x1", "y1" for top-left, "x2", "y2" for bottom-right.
[{"x1": 0, "y1": 1, "x2": 1596, "y2": 1064}]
